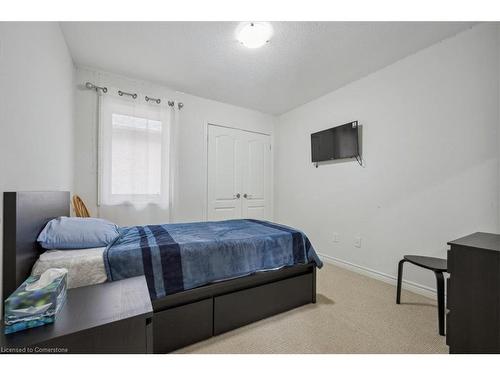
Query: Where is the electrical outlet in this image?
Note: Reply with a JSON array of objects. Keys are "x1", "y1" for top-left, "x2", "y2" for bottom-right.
[
  {"x1": 354, "y1": 236, "x2": 362, "y2": 248},
  {"x1": 333, "y1": 233, "x2": 340, "y2": 243}
]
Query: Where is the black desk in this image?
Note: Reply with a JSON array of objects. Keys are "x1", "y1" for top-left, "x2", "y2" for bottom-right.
[
  {"x1": 1, "y1": 276, "x2": 153, "y2": 354},
  {"x1": 447, "y1": 232, "x2": 500, "y2": 354}
]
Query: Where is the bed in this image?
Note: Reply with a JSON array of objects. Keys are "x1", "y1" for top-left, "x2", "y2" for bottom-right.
[{"x1": 2, "y1": 191, "x2": 321, "y2": 353}]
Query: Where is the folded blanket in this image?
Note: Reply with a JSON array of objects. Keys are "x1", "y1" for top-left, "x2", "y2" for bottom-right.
[{"x1": 104, "y1": 219, "x2": 322, "y2": 300}]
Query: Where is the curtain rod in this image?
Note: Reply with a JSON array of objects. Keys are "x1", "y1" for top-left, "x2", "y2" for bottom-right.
[{"x1": 84, "y1": 82, "x2": 184, "y2": 109}]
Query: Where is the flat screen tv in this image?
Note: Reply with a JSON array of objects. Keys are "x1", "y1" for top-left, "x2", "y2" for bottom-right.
[{"x1": 311, "y1": 121, "x2": 359, "y2": 163}]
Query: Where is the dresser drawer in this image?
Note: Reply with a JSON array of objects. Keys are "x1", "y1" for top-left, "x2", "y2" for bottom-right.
[
  {"x1": 447, "y1": 248, "x2": 453, "y2": 274},
  {"x1": 446, "y1": 276, "x2": 452, "y2": 310},
  {"x1": 446, "y1": 311, "x2": 451, "y2": 346}
]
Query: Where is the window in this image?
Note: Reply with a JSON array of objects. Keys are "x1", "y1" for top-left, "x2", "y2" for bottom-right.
[
  {"x1": 99, "y1": 94, "x2": 169, "y2": 206},
  {"x1": 111, "y1": 114, "x2": 162, "y2": 196}
]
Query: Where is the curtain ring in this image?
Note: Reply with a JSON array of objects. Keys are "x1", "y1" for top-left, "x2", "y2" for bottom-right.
[
  {"x1": 145, "y1": 96, "x2": 161, "y2": 104},
  {"x1": 118, "y1": 90, "x2": 137, "y2": 99}
]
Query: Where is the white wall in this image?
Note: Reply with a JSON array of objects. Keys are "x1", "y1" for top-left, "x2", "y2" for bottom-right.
[
  {"x1": 275, "y1": 23, "x2": 500, "y2": 292},
  {"x1": 0, "y1": 22, "x2": 75, "y2": 303},
  {"x1": 74, "y1": 67, "x2": 276, "y2": 226},
  {"x1": 498, "y1": 25, "x2": 500, "y2": 225}
]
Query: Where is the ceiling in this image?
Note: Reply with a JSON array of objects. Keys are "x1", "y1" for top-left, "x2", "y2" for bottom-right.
[{"x1": 60, "y1": 22, "x2": 476, "y2": 115}]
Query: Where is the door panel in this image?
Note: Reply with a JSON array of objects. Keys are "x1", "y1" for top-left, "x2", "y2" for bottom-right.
[
  {"x1": 214, "y1": 135, "x2": 236, "y2": 198},
  {"x1": 247, "y1": 140, "x2": 265, "y2": 199},
  {"x1": 207, "y1": 125, "x2": 271, "y2": 221},
  {"x1": 242, "y1": 132, "x2": 271, "y2": 220},
  {"x1": 207, "y1": 126, "x2": 243, "y2": 221}
]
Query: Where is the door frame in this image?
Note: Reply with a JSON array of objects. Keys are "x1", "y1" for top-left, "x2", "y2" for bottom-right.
[{"x1": 204, "y1": 121, "x2": 274, "y2": 221}]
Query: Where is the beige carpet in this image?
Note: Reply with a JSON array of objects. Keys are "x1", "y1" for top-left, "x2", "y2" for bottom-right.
[{"x1": 176, "y1": 263, "x2": 448, "y2": 354}]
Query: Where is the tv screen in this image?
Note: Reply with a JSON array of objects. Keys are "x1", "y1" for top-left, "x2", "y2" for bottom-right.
[{"x1": 311, "y1": 121, "x2": 359, "y2": 163}]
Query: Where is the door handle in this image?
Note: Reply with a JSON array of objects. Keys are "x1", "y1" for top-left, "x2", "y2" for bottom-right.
[
  {"x1": 243, "y1": 193, "x2": 252, "y2": 199},
  {"x1": 233, "y1": 193, "x2": 241, "y2": 199}
]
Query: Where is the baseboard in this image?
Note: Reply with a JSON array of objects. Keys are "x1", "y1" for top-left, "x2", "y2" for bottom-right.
[{"x1": 317, "y1": 252, "x2": 438, "y2": 301}]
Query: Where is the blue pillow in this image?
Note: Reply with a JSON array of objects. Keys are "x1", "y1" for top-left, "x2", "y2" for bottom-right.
[{"x1": 37, "y1": 217, "x2": 119, "y2": 250}]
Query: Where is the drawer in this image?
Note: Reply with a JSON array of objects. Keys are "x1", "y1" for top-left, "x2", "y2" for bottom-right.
[
  {"x1": 446, "y1": 276, "x2": 452, "y2": 310},
  {"x1": 214, "y1": 273, "x2": 313, "y2": 335},
  {"x1": 447, "y1": 249, "x2": 453, "y2": 274},
  {"x1": 446, "y1": 311, "x2": 451, "y2": 346},
  {"x1": 153, "y1": 298, "x2": 213, "y2": 353},
  {"x1": 40, "y1": 316, "x2": 150, "y2": 354}
]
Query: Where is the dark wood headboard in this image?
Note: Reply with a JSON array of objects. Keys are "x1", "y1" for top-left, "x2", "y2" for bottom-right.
[{"x1": 2, "y1": 191, "x2": 70, "y2": 299}]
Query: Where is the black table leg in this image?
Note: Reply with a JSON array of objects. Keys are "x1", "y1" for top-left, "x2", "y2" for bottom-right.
[
  {"x1": 434, "y1": 271, "x2": 445, "y2": 336},
  {"x1": 396, "y1": 259, "x2": 406, "y2": 304}
]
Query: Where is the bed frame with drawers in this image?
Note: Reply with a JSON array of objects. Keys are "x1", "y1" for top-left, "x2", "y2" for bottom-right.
[{"x1": 2, "y1": 191, "x2": 317, "y2": 353}]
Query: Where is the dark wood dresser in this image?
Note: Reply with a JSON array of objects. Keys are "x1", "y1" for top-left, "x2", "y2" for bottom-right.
[
  {"x1": 447, "y1": 232, "x2": 500, "y2": 354},
  {"x1": 1, "y1": 276, "x2": 153, "y2": 354}
]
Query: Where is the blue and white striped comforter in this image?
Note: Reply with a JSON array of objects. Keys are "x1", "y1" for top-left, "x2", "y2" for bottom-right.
[{"x1": 104, "y1": 219, "x2": 322, "y2": 300}]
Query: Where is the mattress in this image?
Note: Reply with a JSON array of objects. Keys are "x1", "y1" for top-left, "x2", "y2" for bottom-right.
[{"x1": 31, "y1": 247, "x2": 107, "y2": 289}]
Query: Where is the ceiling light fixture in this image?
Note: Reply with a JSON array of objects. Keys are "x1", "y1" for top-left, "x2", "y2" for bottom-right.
[{"x1": 236, "y1": 22, "x2": 273, "y2": 49}]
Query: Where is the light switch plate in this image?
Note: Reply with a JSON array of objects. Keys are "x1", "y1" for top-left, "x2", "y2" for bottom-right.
[
  {"x1": 333, "y1": 233, "x2": 340, "y2": 243},
  {"x1": 354, "y1": 236, "x2": 361, "y2": 248}
]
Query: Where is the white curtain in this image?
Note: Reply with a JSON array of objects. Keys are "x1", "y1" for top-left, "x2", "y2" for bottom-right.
[
  {"x1": 97, "y1": 87, "x2": 178, "y2": 224},
  {"x1": 168, "y1": 101, "x2": 180, "y2": 223}
]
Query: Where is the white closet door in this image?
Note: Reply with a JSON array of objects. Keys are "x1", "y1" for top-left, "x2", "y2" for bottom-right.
[
  {"x1": 241, "y1": 132, "x2": 271, "y2": 220},
  {"x1": 207, "y1": 124, "x2": 271, "y2": 221},
  {"x1": 207, "y1": 125, "x2": 244, "y2": 221}
]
